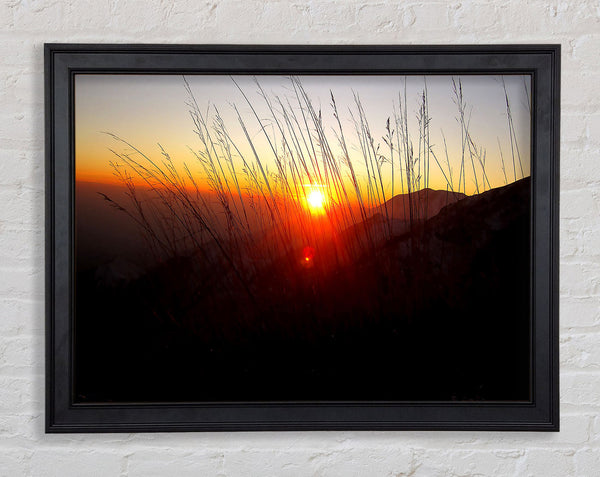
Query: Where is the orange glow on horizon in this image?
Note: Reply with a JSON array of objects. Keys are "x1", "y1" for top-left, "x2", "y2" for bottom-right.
[{"x1": 75, "y1": 173, "x2": 214, "y2": 194}]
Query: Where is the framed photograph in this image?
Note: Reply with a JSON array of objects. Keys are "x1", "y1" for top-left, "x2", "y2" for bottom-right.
[{"x1": 45, "y1": 44, "x2": 559, "y2": 432}]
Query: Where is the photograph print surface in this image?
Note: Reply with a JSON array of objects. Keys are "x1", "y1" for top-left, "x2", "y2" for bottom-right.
[{"x1": 74, "y1": 74, "x2": 531, "y2": 403}]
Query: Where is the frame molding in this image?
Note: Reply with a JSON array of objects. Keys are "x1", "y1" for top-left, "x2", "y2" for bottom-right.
[{"x1": 45, "y1": 44, "x2": 560, "y2": 432}]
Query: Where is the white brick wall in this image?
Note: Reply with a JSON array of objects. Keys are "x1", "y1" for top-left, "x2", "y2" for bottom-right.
[{"x1": 0, "y1": 0, "x2": 598, "y2": 475}]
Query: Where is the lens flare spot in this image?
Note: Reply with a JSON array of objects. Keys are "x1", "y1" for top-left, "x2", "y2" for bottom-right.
[{"x1": 301, "y1": 246, "x2": 315, "y2": 268}]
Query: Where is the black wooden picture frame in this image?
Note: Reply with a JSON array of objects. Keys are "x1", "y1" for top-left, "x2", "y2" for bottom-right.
[{"x1": 45, "y1": 44, "x2": 559, "y2": 432}]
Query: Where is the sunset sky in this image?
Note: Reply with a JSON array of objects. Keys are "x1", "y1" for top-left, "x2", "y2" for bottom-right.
[{"x1": 75, "y1": 74, "x2": 531, "y2": 197}]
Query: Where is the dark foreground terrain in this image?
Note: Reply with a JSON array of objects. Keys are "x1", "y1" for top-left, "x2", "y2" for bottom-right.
[{"x1": 75, "y1": 178, "x2": 531, "y2": 402}]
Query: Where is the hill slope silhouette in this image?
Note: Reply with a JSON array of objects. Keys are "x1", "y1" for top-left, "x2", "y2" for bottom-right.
[{"x1": 74, "y1": 177, "x2": 531, "y2": 402}]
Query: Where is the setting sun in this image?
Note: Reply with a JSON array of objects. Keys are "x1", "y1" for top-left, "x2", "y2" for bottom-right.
[
  {"x1": 304, "y1": 185, "x2": 327, "y2": 214},
  {"x1": 307, "y1": 189, "x2": 324, "y2": 208}
]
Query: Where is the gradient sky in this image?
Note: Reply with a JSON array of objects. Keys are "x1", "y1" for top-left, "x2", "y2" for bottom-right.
[{"x1": 75, "y1": 74, "x2": 531, "y2": 196}]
